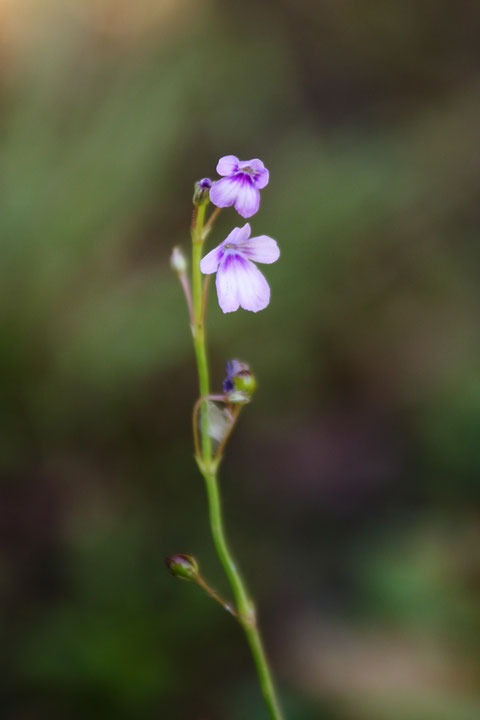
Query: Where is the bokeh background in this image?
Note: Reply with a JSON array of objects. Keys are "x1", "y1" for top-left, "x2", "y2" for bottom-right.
[{"x1": 1, "y1": 1, "x2": 479, "y2": 718}]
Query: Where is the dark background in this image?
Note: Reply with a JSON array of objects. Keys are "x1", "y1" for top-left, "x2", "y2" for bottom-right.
[{"x1": 1, "y1": 1, "x2": 479, "y2": 718}]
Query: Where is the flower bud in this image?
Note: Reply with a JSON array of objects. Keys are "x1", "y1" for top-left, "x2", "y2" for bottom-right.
[
  {"x1": 170, "y1": 246, "x2": 187, "y2": 274},
  {"x1": 223, "y1": 359, "x2": 257, "y2": 397},
  {"x1": 165, "y1": 553, "x2": 199, "y2": 581},
  {"x1": 193, "y1": 177, "x2": 212, "y2": 206}
]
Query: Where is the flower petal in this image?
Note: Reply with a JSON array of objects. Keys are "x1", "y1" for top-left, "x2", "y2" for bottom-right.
[
  {"x1": 216, "y1": 155, "x2": 239, "y2": 176},
  {"x1": 216, "y1": 254, "x2": 270, "y2": 313},
  {"x1": 215, "y1": 254, "x2": 240, "y2": 313},
  {"x1": 233, "y1": 177, "x2": 260, "y2": 218},
  {"x1": 223, "y1": 223, "x2": 251, "y2": 247},
  {"x1": 239, "y1": 234, "x2": 280, "y2": 264},
  {"x1": 200, "y1": 244, "x2": 223, "y2": 274},
  {"x1": 254, "y1": 166, "x2": 269, "y2": 189},
  {"x1": 209, "y1": 177, "x2": 240, "y2": 208},
  {"x1": 235, "y1": 257, "x2": 271, "y2": 311},
  {"x1": 242, "y1": 158, "x2": 266, "y2": 173},
  {"x1": 239, "y1": 159, "x2": 269, "y2": 189}
]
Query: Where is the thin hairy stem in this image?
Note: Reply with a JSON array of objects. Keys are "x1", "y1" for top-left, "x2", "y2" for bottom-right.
[
  {"x1": 179, "y1": 273, "x2": 194, "y2": 325},
  {"x1": 201, "y1": 273, "x2": 211, "y2": 324},
  {"x1": 195, "y1": 574, "x2": 238, "y2": 618},
  {"x1": 202, "y1": 206, "x2": 221, "y2": 238}
]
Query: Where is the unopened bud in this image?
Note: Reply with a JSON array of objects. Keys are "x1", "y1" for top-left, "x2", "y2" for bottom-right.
[
  {"x1": 193, "y1": 177, "x2": 212, "y2": 206},
  {"x1": 223, "y1": 359, "x2": 257, "y2": 398},
  {"x1": 165, "y1": 553, "x2": 199, "y2": 581},
  {"x1": 170, "y1": 246, "x2": 187, "y2": 274}
]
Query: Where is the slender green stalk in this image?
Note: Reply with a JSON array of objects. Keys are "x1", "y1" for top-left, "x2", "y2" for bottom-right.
[
  {"x1": 189, "y1": 202, "x2": 284, "y2": 720},
  {"x1": 202, "y1": 469, "x2": 284, "y2": 720},
  {"x1": 191, "y1": 202, "x2": 211, "y2": 463}
]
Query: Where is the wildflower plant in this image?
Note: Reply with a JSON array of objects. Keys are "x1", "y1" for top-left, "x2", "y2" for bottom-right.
[{"x1": 168, "y1": 156, "x2": 284, "y2": 719}]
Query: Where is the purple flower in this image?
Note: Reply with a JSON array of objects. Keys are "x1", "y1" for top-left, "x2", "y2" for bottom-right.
[
  {"x1": 200, "y1": 223, "x2": 279, "y2": 313},
  {"x1": 209, "y1": 155, "x2": 269, "y2": 218}
]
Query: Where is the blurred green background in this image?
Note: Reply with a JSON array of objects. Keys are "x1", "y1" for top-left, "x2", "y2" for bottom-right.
[{"x1": 1, "y1": 1, "x2": 479, "y2": 718}]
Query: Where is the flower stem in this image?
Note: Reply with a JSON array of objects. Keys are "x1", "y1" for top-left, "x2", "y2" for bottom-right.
[
  {"x1": 202, "y1": 468, "x2": 284, "y2": 720},
  {"x1": 190, "y1": 202, "x2": 284, "y2": 720},
  {"x1": 203, "y1": 206, "x2": 221, "y2": 238},
  {"x1": 191, "y1": 202, "x2": 212, "y2": 463},
  {"x1": 195, "y1": 573, "x2": 238, "y2": 619}
]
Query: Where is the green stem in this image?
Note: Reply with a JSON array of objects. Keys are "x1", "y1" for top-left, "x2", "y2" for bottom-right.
[
  {"x1": 202, "y1": 469, "x2": 284, "y2": 720},
  {"x1": 244, "y1": 616, "x2": 285, "y2": 720},
  {"x1": 191, "y1": 202, "x2": 212, "y2": 463},
  {"x1": 190, "y1": 202, "x2": 284, "y2": 720}
]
